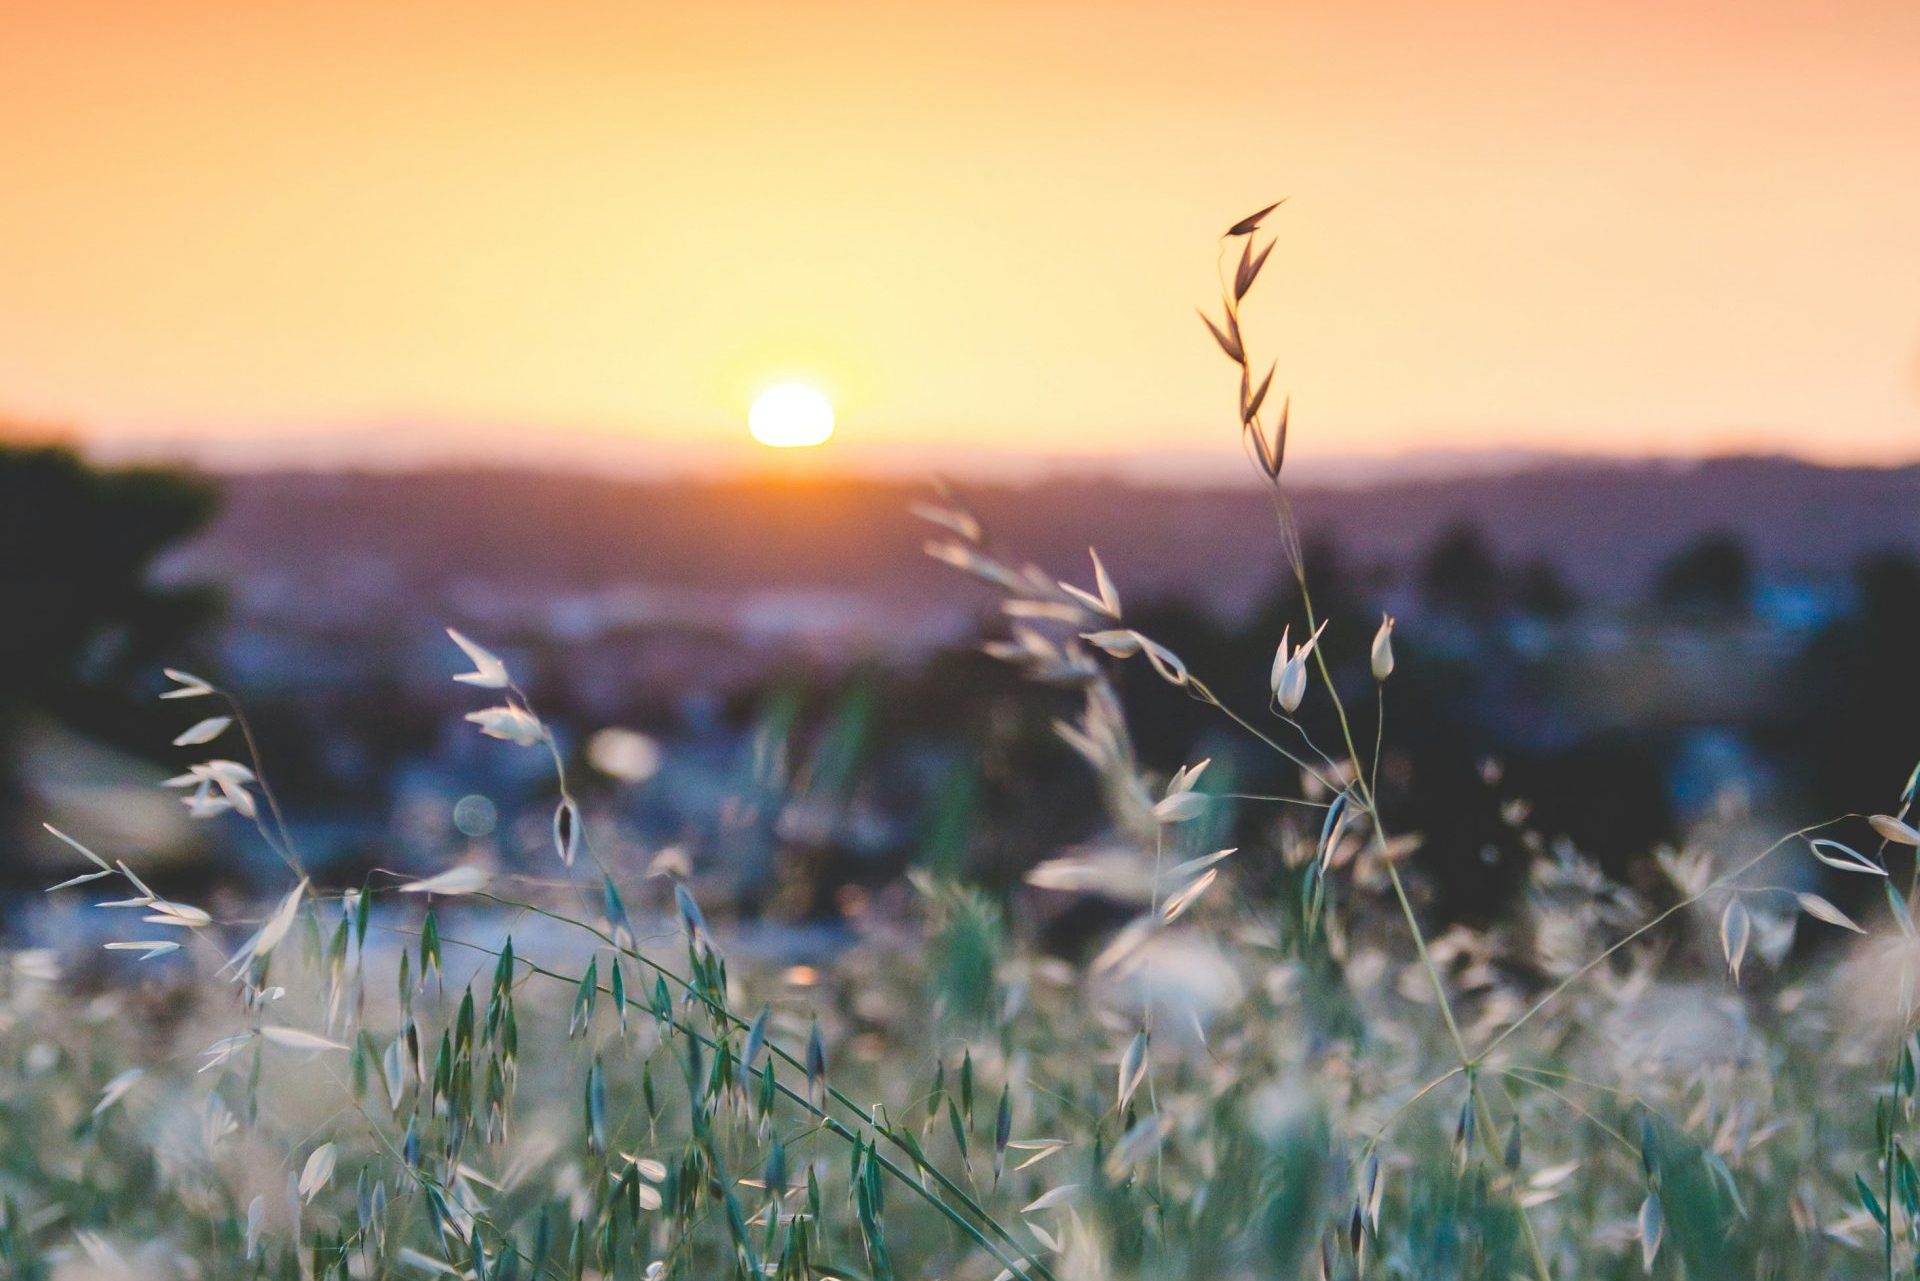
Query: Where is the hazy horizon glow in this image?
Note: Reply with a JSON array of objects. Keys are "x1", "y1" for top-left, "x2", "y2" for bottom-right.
[{"x1": 3, "y1": 0, "x2": 1917, "y2": 473}]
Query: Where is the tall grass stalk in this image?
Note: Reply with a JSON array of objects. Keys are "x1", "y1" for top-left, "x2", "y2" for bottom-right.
[{"x1": 4, "y1": 206, "x2": 1916, "y2": 1281}]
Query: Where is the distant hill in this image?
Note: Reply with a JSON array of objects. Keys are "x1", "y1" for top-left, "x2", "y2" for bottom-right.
[{"x1": 166, "y1": 457, "x2": 1920, "y2": 626}]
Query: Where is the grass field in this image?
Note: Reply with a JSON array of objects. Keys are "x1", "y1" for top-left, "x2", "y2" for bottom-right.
[{"x1": 4, "y1": 208, "x2": 1918, "y2": 1281}]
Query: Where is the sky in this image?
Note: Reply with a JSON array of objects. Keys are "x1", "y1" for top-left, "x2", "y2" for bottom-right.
[{"x1": 1, "y1": 0, "x2": 1917, "y2": 478}]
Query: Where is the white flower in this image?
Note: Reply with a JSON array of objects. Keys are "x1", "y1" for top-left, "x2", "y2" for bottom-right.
[
  {"x1": 1153, "y1": 792, "x2": 1208, "y2": 823},
  {"x1": 199, "y1": 1034, "x2": 254, "y2": 1072},
  {"x1": 447, "y1": 628, "x2": 511, "y2": 689},
  {"x1": 199, "y1": 759, "x2": 256, "y2": 786},
  {"x1": 258, "y1": 1026, "x2": 351, "y2": 1052},
  {"x1": 1081, "y1": 629, "x2": 1142, "y2": 658},
  {"x1": 1370, "y1": 614, "x2": 1396, "y2": 682},
  {"x1": 1153, "y1": 759, "x2": 1211, "y2": 823},
  {"x1": 1269, "y1": 620, "x2": 1327, "y2": 714},
  {"x1": 1870, "y1": 814, "x2": 1920, "y2": 847},
  {"x1": 1058, "y1": 548, "x2": 1122, "y2": 620},
  {"x1": 42, "y1": 824, "x2": 116, "y2": 891},
  {"x1": 224, "y1": 880, "x2": 308, "y2": 974},
  {"x1": 298, "y1": 1143, "x2": 337, "y2": 1202},
  {"x1": 399, "y1": 865, "x2": 492, "y2": 896},
  {"x1": 172, "y1": 716, "x2": 232, "y2": 747},
  {"x1": 93, "y1": 1068, "x2": 144, "y2": 1115},
  {"x1": 183, "y1": 783, "x2": 234, "y2": 819},
  {"x1": 465, "y1": 704, "x2": 546, "y2": 746},
  {"x1": 104, "y1": 940, "x2": 180, "y2": 960},
  {"x1": 159, "y1": 668, "x2": 214, "y2": 699},
  {"x1": 1167, "y1": 758, "x2": 1210, "y2": 794},
  {"x1": 245, "y1": 1197, "x2": 266, "y2": 1259},
  {"x1": 143, "y1": 900, "x2": 212, "y2": 929},
  {"x1": 1023, "y1": 1183, "x2": 1083, "y2": 1214},
  {"x1": 909, "y1": 500, "x2": 982, "y2": 544},
  {"x1": 166, "y1": 760, "x2": 259, "y2": 819}
]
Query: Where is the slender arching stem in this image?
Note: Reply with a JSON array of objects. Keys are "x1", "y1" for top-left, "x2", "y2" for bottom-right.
[
  {"x1": 1363, "y1": 1066, "x2": 1464, "y2": 1154},
  {"x1": 1479, "y1": 820, "x2": 1847, "y2": 1059},
  {"x1": 218, "y1": 688, "x2": 305, "y2": 877},
  {"x1": 464, "y1": 889, "x2": 1056, "y2": 1281},
  {"x1": 1249, "y1": 481, "x2": 1550, "y2": 1280},
  {"x1": 407, "y1": 920, "x2": 1051, "y2": 1281},
  {"x1": 1185, "y1": 676, "x2": 1340, "y2": 795},
  {"x1": 485, "y1": 675, "x2": 1056, "y2": 1281}
]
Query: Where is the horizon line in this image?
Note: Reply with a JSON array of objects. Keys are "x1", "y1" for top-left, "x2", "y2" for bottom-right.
[
  {"x1": 6, "y1": 414, "x2": 1918, "y2": 490},
  {"x1": 55, "y1": 439, "x2": 1920, "y2": 494}
]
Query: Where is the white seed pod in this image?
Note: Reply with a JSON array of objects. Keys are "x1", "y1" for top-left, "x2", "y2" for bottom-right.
[
  {"x1": 1117, "y1": 1032, "x2": 1149, "y2": 1111},
  {"x1": 1870, "y1": 814, "x2": 1920, "y2": 847},
  {"x1": 464, "y1": 705, "x2": 545, "y2": 746},
  {"x1": 172, "y1": 716, "x2": 232, "y2": 747},
  {"x1": 1720, "y1": 898, "x2": 1751, "y2": 984},
  {"x1": 1370, "y1": 614, "x2": 1396, "y2": 682},
  {"x1": 398, "y1": 866, "x2": 491, "y2": 897},
  {"x1": 446, "y1": 628, "x2": 510, "y2": 688},
  {"x1": 299, "y1": 1143, "x2": 337, "y2": 1203},
  {"x1": 1796, "y1": 892, "x2": 1864, "y2": 934}
]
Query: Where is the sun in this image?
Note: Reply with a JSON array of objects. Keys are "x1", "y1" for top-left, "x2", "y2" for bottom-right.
[{"x1": 748, "y1": 383, "x2": 835, "y2": 448}]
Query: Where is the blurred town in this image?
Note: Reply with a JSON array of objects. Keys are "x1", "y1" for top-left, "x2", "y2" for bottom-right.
[{"x1": 3, "y1": 443, "x2": 1917, "y2": 943}]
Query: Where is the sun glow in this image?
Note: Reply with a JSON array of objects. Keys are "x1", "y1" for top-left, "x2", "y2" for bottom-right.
[{"x1": 749, "y1": 384, "x2": 836, "y2": 449}]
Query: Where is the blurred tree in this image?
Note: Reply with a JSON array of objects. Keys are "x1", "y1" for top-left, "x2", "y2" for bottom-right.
[
  {"x1": 1790, "y1": 549, "x2": 1920, "y2": 817},
  {"x1": 0, "y1": 441, "x2": 221, "y2": 816},
  {"x1": 1651, "y1": 532, "x2": 1752, "y2": 620},
  {"x1": 1510, "y1": 559, "x2": 1579, "y2": 619},
  {"x1": 1419, "y1": 521, "x2": 1504, "y2": 620}
]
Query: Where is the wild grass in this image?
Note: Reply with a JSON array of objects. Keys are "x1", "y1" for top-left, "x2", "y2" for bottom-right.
[{"x1": 3, "y1": 204, "x2": 1918, "y2": 1281}]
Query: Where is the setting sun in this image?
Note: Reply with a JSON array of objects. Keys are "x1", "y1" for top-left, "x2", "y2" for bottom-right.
[{"x1": 749, "y1": 383, "x2": 836, "y2": 449}]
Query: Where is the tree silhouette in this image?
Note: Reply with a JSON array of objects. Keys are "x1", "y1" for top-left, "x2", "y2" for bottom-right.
[
  {"x1": 1510, "y1": 559, "x2": 1578, "y2": 620},
  {"x1": 1419, "y1": 521, "x2": 1504, "y2": 621},
  {"x1": 1651, "y1": 531, "x2": 1752, "y2": 620},
  {"x1": 1790, "y1": 549, "x2": 1920, "y2": 816},
  {"x1": 0, "y1": 441, "x2": 221, "y2": 829}
]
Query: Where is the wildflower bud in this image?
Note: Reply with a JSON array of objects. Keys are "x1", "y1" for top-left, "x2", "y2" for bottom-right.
[
  {"x1": 1269, "y1": 620, "x2": 1324, "y2": 714},
  {"x1": 1870, "y1": 814, "x2": 1920, "y2": 847},
  {"x1": 1370, "y1": 614, "x2": 1396, "y2": 682},
  {"x1": 1081, "y1": 629, "x2": 1142, "y2": 658},
  {"x1": 464, "y1": 704, "x2": 546, "y2": 746},
  {"x1": 1276, "y1": 651, "x2": 1308, "y2": 714},
  {"x1": 1153, "y1": 790, "x2": 1208, "y2": 824}
]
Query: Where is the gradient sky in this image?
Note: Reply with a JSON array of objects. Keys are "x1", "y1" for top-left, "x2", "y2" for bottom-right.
[{"x1": 2, "y1": 0, "x2": 1917, "y2": 474}]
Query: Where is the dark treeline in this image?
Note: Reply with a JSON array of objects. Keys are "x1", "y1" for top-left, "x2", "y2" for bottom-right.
[
  {"x1": 0, "y1": 442, "x2": 220, "y2": 817},
  {"x1": 3, "y1": 442, "x2": 1915, "y2": 934},
  {"x1": 878, "y1": 519, "x2": 1918, "y2": 927}
]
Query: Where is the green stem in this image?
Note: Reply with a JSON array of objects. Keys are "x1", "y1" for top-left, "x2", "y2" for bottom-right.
[
  {"x1": 1479, "y1": 821, "x2": 1846, "y2": 1059},
  {"x1": 1471, "y1": 1089, "x2": 1555, "y2": 1280},
  {"x1": 492, "y1": 677, "x2": 1055, "y2": 1281},
  {"x1": 219, "y1": 689, "x2": 305, "y2": 878},
  {"x1": 468, "y1": 891, "x2": 1054, "y2": 1281},
  {"x1": 1186, "y1": 678, "x2": 1339, "y2": 795},
  {"x1": 420, "y1": 923, "x2": 1050, "y2": 1281},
  {"x1": 1363, "y1": 1066, "x2": 1464, "y2": 1153},
  {"x1": 1382, "y1": 858, "x2": 1471, "y2": 1065},
  {"x1": 1886, "y1": 1051, "x2": 1898, "y2": 1281},
  {"x1": 1271, "y1": 496, "x2": 1550, "y2": 1281}
]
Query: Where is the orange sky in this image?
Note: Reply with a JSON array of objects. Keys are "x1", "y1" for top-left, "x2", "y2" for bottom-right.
[{"x1": 2, "y1": 0, "x2": 1916, "y2": 475}]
